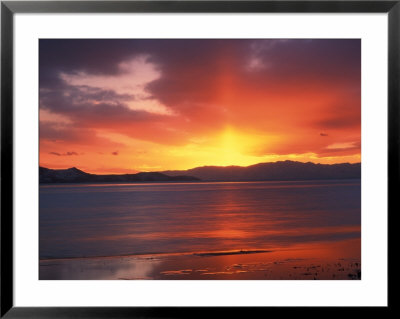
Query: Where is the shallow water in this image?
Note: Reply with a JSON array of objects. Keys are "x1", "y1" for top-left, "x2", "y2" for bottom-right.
[
  {"x1": 39, "y1": 239, "x2": 361, "y2": 280},
  {"x1": 39, "y1": 180, "x2": 361, "y2": 279}
]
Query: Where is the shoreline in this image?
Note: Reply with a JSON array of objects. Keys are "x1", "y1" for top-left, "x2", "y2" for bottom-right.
[
  {"x1": 39, "y1": 249, "x2": 273, "y2": 262},
  {"x1": 39, "y1": 239, "x2": 361, "y2": 280}
]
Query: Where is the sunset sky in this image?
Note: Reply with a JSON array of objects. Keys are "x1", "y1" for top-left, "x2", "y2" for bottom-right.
[{"x1": 39, "y1": 39, "x2": 361, "y2": 174}]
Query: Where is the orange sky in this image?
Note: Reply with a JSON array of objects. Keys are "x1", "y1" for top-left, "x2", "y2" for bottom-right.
[{"x1": 39, "y1": 39, "x2": 361, "y2": 174}]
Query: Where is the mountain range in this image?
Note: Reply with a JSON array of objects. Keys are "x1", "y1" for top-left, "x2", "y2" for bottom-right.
[
  {"x1": 40, "y1": 161, "x2": 361, "y2": 184},
  {"x1": 39, "y1": 167, "x2": 199, "y2": 184},
  {"x1": 162, "y1": 160, "x2": 361, "y2": 181}
]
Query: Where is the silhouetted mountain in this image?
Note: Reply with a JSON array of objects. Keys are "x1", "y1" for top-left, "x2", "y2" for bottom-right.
[
  {"x1": 162, "y1": 160, "x2": 361, "y2": 181},
  {"x1": 40, "y1": 161, "x2": 361, "y2": 184},
  {"x1": 39, "y1": 167, "x2": 200, "y2": 184}
]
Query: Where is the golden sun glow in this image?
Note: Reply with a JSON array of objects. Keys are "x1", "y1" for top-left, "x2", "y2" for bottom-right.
[{"x1": 212, "y1": 127, "x2": 269, "y2": 167}]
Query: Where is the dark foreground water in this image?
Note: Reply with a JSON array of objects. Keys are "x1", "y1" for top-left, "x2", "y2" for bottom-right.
[{"x1": 39, "y1": 180, "x2": 361, "y2": 280}]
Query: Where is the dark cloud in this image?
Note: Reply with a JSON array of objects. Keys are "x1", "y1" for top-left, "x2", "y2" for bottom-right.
[
  {"x1": 40, "y1": 39, "x2": 145, "y2": 88},
  {"x1": 112, "y1": 151, "x2": 119, "y2": 156},
  {"x1": 40, "y1": 84, "x2": 163, "y2": 130},
  {"x1": 39, "y1": 121, "x2": 124, "y2": 147},
  {"x1": 49, "y1": 151, "x2": 79, "y2": 156},
  {"x1": 145, "y1": 39, "x2": 361, "y2": 110}
]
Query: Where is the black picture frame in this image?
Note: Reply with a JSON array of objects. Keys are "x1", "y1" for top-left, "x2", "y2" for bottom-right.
[{"x1": 1, "y1": 0, "x2": 396, "y2": 317}]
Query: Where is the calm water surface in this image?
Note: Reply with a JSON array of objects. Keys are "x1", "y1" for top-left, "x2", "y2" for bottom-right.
[{"x1": 39, "y1": 180, "x2": 361, "y2": 260}]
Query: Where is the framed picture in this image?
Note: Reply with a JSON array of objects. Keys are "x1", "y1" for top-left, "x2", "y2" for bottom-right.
[{"x1": 1, "y1": 0, "x2": 396, "y2": 317}]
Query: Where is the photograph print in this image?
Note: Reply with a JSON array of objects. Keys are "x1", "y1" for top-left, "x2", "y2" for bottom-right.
[{"x1": 39, "y1": 39, "x2": 361, "y2": 280}]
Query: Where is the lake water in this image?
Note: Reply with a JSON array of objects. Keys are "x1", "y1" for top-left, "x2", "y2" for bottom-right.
[{"x1": 39, "y1": 180, "x2": 361, "y2": 261}]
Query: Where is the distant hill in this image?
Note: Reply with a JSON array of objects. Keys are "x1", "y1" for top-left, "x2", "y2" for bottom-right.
[
  {"x1": 162, "y1": 160, "x2": 361, "y2": 181},
  {"x1": 40, "y1": 161, "x2": 361, "y2": 184},
  {"x1": 39, "y1": 167, "x2": 200, "y2": 184}
]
